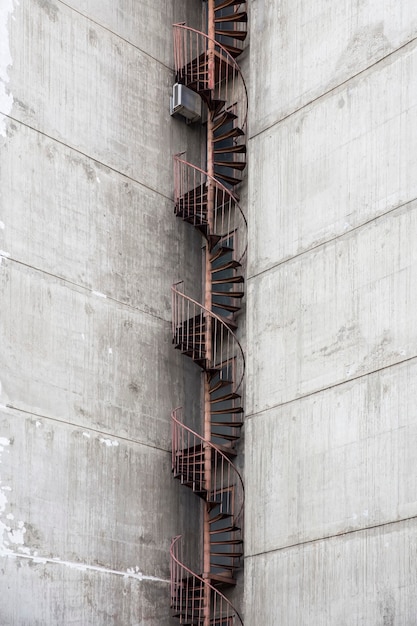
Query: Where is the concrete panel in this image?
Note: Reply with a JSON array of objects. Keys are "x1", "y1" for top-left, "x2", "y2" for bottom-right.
[
  {"x1": 245, "y1": 519, "x2": 417, "y2": 626},
  {"x1": 61, "y1": 0, "x2": 202, "y2": 67},
  {"x1": 246, "y1": 200, "x2": 417, "y2": 415},
  {"x1": 6, "y1": 0, "x2": 202, "y2": 197},
  {"x1": 0, "y1": 121, "x2": 201, "y2": 317},
  {"x1": 250, "y1": 0, "x2": 417, "y2": 135},
  {"x1": 248, "y1": 41, "x2": 417, "y2": 276},
  {"x1": 0, "y1": 405, "x2": 199, "y2": 624},
  {"x1": 0, "y1": 259, "x2": 194, "y2": 449},
  {"x1": 0, "y1": 560, "x2": 173, "y2": 626},
  {"x1": 0, "y1": 406, "x2": 195, "y2": 575},
  {"x1": 245, "y1": 359, "x2": 417, "y2": 556}
]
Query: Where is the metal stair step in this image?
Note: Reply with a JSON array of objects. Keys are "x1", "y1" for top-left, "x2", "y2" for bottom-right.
[
  {"x1": 211, "y1": 260, "x2": 241, "y2": 273},
  {"x1": 214, "y1": 144, "x2": 246, "y2": 154},
  {"x1": 215, "y1": 0, "x2": 246, "y2": 11},
  {"x1": 212, "y1": 290, "x2": 244, "y2": 298},
  {"x1": 215, "y1": 11, "x2": 247, "y2": 23},
  {"x1": 213, "y1": 127, "x2": 244, "y2": 142},
  {"x1": 209, "y1": 378, "x2": 233, "y2": 393},
  {"x1": 213, "y1": 171, "x2": 242, "y2": 186},
  {"x1": 212, "y1": 302, "x2": 241, "y2": 313},
  {"x1": 210, "y1": 391, "x2": 241, "y2": 403},
  {"x1": 215, "y1": 28, "x2": 247, "y2": 41},
  {"x1": 212, "y1": 110, "x2": 237, "y2": 132},
  {"x1": 214, "y1": 159, "x2": 246, "y2": 171}
]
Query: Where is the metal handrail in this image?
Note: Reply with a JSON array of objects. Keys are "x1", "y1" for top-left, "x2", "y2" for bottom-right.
[
  {"x1": 171, "y1": 282, "x2": 245, "y2": 393},
  {"x1": 172, "y1": 407, "x2": 244, "y2": 525},
  {"x1": 173, "y1": 22, "x2": 248, "y2": 131},
  {"x1": 173, "y1": 154, "x2": 248, "y2": 263},
  {"x1": 170, "y1": 535, "x2": 244, "y2": 626}
]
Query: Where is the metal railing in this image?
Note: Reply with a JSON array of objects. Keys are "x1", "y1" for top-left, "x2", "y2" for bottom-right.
[
  {"x1": 173, "y1": 23, "x2": 248, "y2": 131},
  {"x1": 173, "y1": 154, "x2": 247, "y2": 263},
  {"x1": 170, "y1": 535, "x2": 244, "y2": 626},
  {"x1": 172, "y1": 407, "x2": 244, "y2": 524},
  {"x1": 171, "y1": 283, "x2": 245, "y2": 393}
]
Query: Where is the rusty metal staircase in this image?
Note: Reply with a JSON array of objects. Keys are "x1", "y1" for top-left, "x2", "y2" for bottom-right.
[
  {"x1": 170, "y1": 3, "x2": 247, "y2": 624},
  {"x1": 173, "y1": 22, "x2": 248, "y2": 189},
  {"x1": 214, "y1": 0, "x2": 248, "y2": 59}
]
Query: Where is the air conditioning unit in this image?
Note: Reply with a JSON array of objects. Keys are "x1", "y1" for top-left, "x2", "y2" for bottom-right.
[{"x1": 170, "y1": 83, "x2": 201, "y2": 123}]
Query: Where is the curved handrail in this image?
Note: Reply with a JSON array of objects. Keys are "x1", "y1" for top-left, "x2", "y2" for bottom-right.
[
  {"x1": 172, "y1": 407, "x2": 244, "y2": 524},
  {"x1": 173, "y1": 23, "x2": 248, "y2": 131},
  {"x1": 170, "y1": 535, "x2": 244, "y2": 626},
  {"x1": 172, "y1": 282, "x2": 245, "y2": 393},
  {"x1": 174, "y1": 154, "x2": 248, "y2": 263}
]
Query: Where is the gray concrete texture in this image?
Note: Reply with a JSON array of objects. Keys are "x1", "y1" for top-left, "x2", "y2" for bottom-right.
[
  {"x1": 0, "y1": 0, "x2": 202, "y2": 623},
  {"x1": 246, "y1": 1, "x2": 417, "y2": 624}
]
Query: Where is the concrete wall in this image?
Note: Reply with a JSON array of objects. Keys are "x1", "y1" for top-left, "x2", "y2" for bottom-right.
[
  {"x1": 0, "y1": 0, "x2": 202, "y2": 623},
  {"x1": 246, "y1": 1, "x2": 417, "y2": 624}
]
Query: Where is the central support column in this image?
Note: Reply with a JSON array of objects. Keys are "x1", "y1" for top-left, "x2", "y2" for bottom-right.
[{"x1": 203, "y1": 2, "x2": 216, "y2": 625}]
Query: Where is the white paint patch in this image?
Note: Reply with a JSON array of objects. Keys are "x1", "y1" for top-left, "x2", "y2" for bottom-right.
[
  {"x1": 81, "y1": 333, "x2": 85, "y2": 341},
  {"x1": 0, "y1": 493, "x2": 8, "y2": 514},
  {"x1": 0, "y1": 436, "x2": 12, "y2": 556},
  {"x1": 82, "y1": 432, "x2": 91, "y2": 439},
  {"x1": 363, "y1": 509, "x2": 369, "y2": 517},
  {"x1": 0, "y1": 436, "x2": 30, "y2": 559},
  {"x1": 125, "y1": 566, "x2": 168, "y2": 583},
  {"x1": 92, "y1": 290, "x2": 107, "y2": 298},
  {"x1": 96, "y1": 177, "x2": 100, "y2": 183},
  {"x1": 1, "y1": 551, "x2": 170, "y2": 583},
  {"x1": 0, "y1": 221, "x2": 4, "y2": 229},
  {"x1": 0, "y1": 0, "x2": 17, "y2": 136},
  {"x1": 35, "y1": 421, "x2": 42, "y2": 428},
  {"x1": 108, "y1": 348, "x2": 113, "y2": 355},
  {"x1": 99, "y1": 437, "x2": 119, "y2": 448},
  {"x1": 0, "y1": 251, "x2": 10, "y2": 259}
]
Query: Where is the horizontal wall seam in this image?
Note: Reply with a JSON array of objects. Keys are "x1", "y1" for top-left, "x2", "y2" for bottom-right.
[
  {"x1": 245, "y1": 514, "x2": 417, "y2": 560},
  {"x1": 0, "y1": 253, "x2": 168, "y2": 323},
  {"x1": 249, "y1": 34, "x2": 417, "y2": 141},
  {"x1": 245, "y1": 353, "x2": 417, "y2": 421},
  {"x1": 247, "y1": 195, "x2": 417, "y2": 282},
  {"x1": 0, "y1": 403, "x2": 172, "y2": 455},
  {"x1": 0, "y1": 113, "x2": 173, "y2": 203},
  {"x1": 57, "y1": 0, "x2": 173, "y2": 71}
]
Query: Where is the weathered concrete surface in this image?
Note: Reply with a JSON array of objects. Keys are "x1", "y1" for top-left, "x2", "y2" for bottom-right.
[
  {"x1": 246, "y1": 1, "x2": 417, "y2": 624},
  {"x1": 247, "y1": 200, "x2": 417, "y2": 415},
  {"x1": 245, "y1": 518, "x2": 417, "y2": 626},
  {"x1": 7, "y1": 0, "x2": 204, "y2": 199},
  {"x1": 248, "y1": 39, "x2": 417, "y2": 277},
  {"x1": 250, "y1": 0, "x2": 417, "y2": 135},
  {"x1": 0, "y1": 0, "x2": 202, "y2": 623},
  {"x1": 62, "y1": 0, "x2": 202, "y2": 66},
  {"x1": 0, "y1": 405, "x2": 201, "y2": 626},
  {"x1": 0, "y1": 259, "x2": 198, "y2": 449},
  {"x1": 0, "y1": 555, "x2": 174, "y2": 625},
  {"x1": 0, "y1": 120, "x2": 201, "y2": 318},
  {"x1": 0, "y1": 405, "x2": 198, "y2": 575},
  {"x1": 245, "y1": 358, "x2": 417, "y2": 556}
]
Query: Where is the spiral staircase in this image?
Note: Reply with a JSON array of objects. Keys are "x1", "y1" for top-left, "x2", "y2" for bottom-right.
[{"x1": 170, "y1": 2, "x2": 247, "y2": 625}]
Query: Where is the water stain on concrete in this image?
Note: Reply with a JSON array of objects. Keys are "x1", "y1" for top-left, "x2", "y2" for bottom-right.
[{"x1": 33, "y1": 0, "x2": 59, "y2": 22}]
